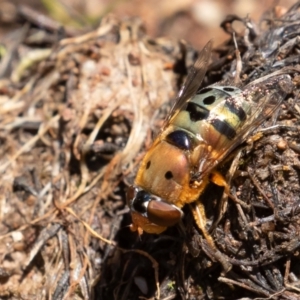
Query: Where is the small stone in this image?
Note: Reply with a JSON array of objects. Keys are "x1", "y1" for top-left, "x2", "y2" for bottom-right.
[{"x1": 277, "y1": 139, "x2": 287, "y2": 150}]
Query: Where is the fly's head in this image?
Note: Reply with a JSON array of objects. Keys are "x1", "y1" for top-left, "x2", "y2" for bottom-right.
[{"x1": 126, "y1": 185, "x2": 184, "y2": 234}]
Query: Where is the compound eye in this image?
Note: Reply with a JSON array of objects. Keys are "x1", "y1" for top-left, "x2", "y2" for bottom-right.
[{"x1": 147, "y1": 201, "x2": 183, "y2": 227}]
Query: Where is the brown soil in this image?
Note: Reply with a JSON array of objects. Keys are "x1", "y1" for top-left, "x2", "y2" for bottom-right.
[{"x1": 0, "y1": 1, "x2": 300, "y2": 299}]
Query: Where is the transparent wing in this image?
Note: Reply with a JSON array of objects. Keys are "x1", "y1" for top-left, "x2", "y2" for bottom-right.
[
  {"x1": 195, "y1": 74, "x2": 292, "y2": 178},
  {"x1": 164, "y1": 40, "x2": 213, "y2": 127}
]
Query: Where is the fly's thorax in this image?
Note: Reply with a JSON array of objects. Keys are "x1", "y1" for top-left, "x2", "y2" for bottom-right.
[{"x1": 135, "y1": 131, "x2": 205, "y2": 207}]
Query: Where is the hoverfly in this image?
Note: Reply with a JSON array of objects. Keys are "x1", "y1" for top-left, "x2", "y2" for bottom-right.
[{"x1": 126, "y1": 40, "x2": 292, "y2": 242}]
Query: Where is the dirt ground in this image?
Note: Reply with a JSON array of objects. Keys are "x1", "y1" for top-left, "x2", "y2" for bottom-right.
[{"x1": 1, "y1": 0, "x2": 300, "y2": 299}]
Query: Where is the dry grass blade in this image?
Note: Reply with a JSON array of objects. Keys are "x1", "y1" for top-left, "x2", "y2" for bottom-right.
[{"x1": 0, "y1": 13, "x2": 178, "y2": 299}]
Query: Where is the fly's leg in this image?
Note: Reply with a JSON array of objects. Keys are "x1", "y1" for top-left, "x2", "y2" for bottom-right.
[
  {"x1": 190, "y1": 198, "x2": 232, "y2": 273},
  {"x1": 209, "y1": 150, "x2": 243, "y2": 233},
  {"x1": 209, "y1": 171, "x2": 230, "y2": 194},
  {"x1": 191, "y1": 157, "x2": 245, "y2": 273},
  {"x1": 190, "y1": 200, "x2": 215, "y2": 248},
  {"x1": 190, "y1": 170, "x2": 229, "y2": 249},
  {"x1": 207, "y1": 170, "x2": 230, "y2": 234},
  {"x1": 190, "y1": 152, "x2": 245, "y2": 272}
]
